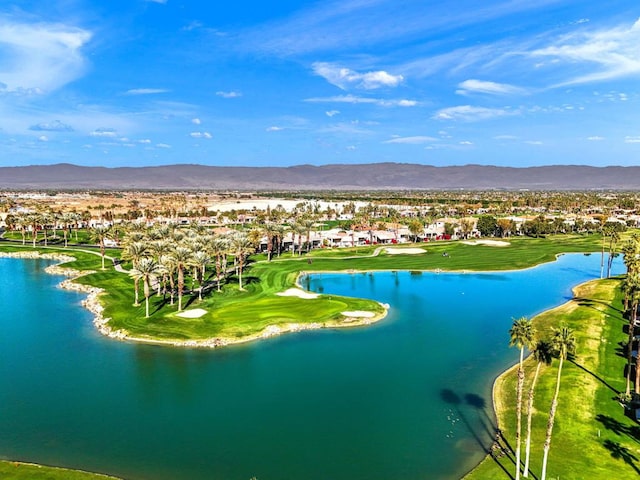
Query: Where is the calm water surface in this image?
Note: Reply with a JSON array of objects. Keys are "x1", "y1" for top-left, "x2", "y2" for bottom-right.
[{"x1": 0, "y1": 253, "x2": 623, "y2": 480}]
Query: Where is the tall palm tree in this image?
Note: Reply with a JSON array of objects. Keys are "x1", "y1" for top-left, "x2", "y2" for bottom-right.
[
  {"x1": 606, "y1": 229, "x2": 620, "y2": 278},
  {"x1": 541, "y1": 325, "x2": 576, "y2": 480},
  {"x1": 129, "y1": 257, "x2": 163, "y2": 318},
  {"x1": 230, "y1": 232, "x2": 253, "y2": 291},
  {"x1": 89, "y1": 225, "x2": 113, "y2": 270},
  {"x1": 171, "y1": 246, "x2": 193, "y2": 311},
  {"x1": 149, "y1": 239, "x2": 173, "y2": 296},
  {"x1": 190, "y1": 250, "x2": 210, "y2": 301},
  {"x1": 122, "y1": 241, "x2": 149, "y2": 306},
  {"x1": 622, "y1": 236, "x2": 640, "y2": 396},
  {"x1": 523, "y1": 340, "x2": 553, "y2": 478},
  {"x1": 509, "y1": 317, "x2": 536, "y2": 480},
  {"x1": 210, "y1": 236, "x2": 229, "y2": 292}
]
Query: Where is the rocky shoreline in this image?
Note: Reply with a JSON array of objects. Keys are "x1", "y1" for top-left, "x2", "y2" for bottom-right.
[{"x1": 1, "y1": 250, "x2": 388, "y2": 349}]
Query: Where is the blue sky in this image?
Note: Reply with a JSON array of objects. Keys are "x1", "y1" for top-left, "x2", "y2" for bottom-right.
[{"x1": 1, "y1": 0, "x2": 640, "y2": 168}]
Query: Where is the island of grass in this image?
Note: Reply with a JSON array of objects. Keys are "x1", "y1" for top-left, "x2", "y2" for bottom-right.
[{"x1": 1, "y1": 232, "x2": 637, "y2": 479}]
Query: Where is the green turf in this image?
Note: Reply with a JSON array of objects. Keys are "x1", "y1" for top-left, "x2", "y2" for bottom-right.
[
  {"x1": 464, "y1": 277, "x2": 638, "y2": 479},
  {"x1": 0, "y1": 461, "x2": 119, "y2": 480}
]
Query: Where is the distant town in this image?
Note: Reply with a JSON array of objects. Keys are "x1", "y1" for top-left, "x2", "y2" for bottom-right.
[{"x1": 1, "y1": 190, "x2": 636, "y2": 250}]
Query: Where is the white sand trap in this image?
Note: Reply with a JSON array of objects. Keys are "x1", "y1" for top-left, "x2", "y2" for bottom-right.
[
  {"x1": 277, "y1": 288, "x2": 319, "y2": 299},
  {"x1": 341, "y1": 310, "x2": 376, "y2": 318},
  {"x1": 462, "y1": 240, "x2": 510, "y2": 247},
  {"x1": 176, "y1": 308, "x2": 208, "y2": 318},
  {"x1": 385, "y1": 247, "x2": 426, "y2": 255}
]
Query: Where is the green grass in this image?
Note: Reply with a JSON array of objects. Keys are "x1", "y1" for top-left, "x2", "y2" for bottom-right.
[
  {"x1": 464, "y1": 276, "x2": 638, "y2": 479},
  {"x1": 0, "y1": 461, "x2": 119, "y2": 480}
]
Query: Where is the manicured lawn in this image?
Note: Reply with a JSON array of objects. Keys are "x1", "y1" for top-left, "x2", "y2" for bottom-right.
[
  {"x1": 464, "y1": 276, "x2": 638, "y2": 479},
  {"x1": 0, "y1": 461, "x2": 119, "y2": 480}
]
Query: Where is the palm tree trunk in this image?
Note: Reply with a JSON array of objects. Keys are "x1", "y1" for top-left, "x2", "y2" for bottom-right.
[
  {"x1": 144, "y1": 278, "x2": 150, "y2": 318},
  {"x1": 627, "y1": 305, "x2": 637, "y2": 396},
  {"x1": 177, "y1": 266, "x2": 184, "y2": 311},
  {"x1": 515, "y1": 348, "x2": 524, "y2": 480},
  {"x1": 541, "y1": 357, "x2": 564, "y2": 480},
  {"x1": 133, "y1": 278, "x2": 140, "y2": 306},
  {"x1": 523, "y1": 362, "x2": 543, "y2": 477}
]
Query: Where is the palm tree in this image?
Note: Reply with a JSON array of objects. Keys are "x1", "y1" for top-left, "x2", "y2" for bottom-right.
[
  {"x1": 606, "y1": 229, "x2": 620, "y2": 278},
  {"x1": 230, "y1": 232, "x2": 253, "y2": 291},
  {"x1": 509, "y1": 317, "x2": 536, "y2": 480},
  {"x1": 190, "y1": 250, "x2": 210, "y2": 301},
  {"x1": 122, "y1": 241, "x2": 149, "y2": 306},
  {"x1": 171, "y1": 246, "x2": 193, "y2": 311},
  {"x1": 541, "y1": 325, "x2": 576, "y2": 480},
  {"x1": 210, "y1": 236, "x2": 229, "y2": 292},
  {"x1": 89, "y1": 225, "x2": 113, "y2": 270},
  {"x1": 523, "y1": 340, "x2": 553, "y2": 478},
  {"x1": 129, "y1": 258, "x2": 163, "y2": 318}
]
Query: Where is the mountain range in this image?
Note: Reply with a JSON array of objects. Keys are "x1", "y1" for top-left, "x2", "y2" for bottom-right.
[{"x1": 1, "y1": 163, "x2": 640, "y2": 190}]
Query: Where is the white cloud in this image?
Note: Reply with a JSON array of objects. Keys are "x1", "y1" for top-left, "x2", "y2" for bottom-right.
[
  {"x1": 125, "y1": 88, "x2": 169, "y2": 95},
  {"x1": 326, "y1": 110, "x2": 340, "y2": 117},
  {"x1": 192, "y1": 118, "x2": 202, "y2": 125},
  {"x1": 138, "y1": 139, "x2": 151, "y2": 144},
  {"x1": 156, "y1": 143, "x2": 171, "y2": 148},
  {"x1": 216, "y1": 91, "x2": 242, "y2": 98},
  {"x1": 384, "y1": 136, "x2": 438, "y2": 144},
  {"x1": 531, "y1": 17, "x2": 640, "y2": 86},
  {"x1": 434, "y1": 105, "x2": 516, "y2": 121},
  {"x1": 190, "y1": 131, "x2": 212, "y2": 138},
  {"x1": 459, "y1": 140, "x2": 473, "y2": 145},
  {"x1": 305, "y1": 94, "x2": 417, "y2": 107},
  {"x1": 625, "y1": 136, "x2": 640, "y2": 144},
  {"x1": 0, "y1": 18, "x2": 92, "y2": 93},
  {"x1": 29, "y1": 120, "x2": 74, "y2": 132},
  {"x1": 146, "y1": 0, "x2": 167, "y2": 4},
  {"x1": 266, "y1": 126, "x2": 284, "y2": 132},
  {"x1": 38, "y1": 135, "x2": 48, "y2": 142},
  {"x1": 312, "y1": 62, "x2": 403, "y2": 90},
  {"x1": 525, "y1": 140, "x2": 543, "y2": 145},
  {"x1": 456, "y1": 79, "x2": 526, "y2": 96},
  {"x1": 89, "y1": 128, "x2": 118, "y2": 138},
  {"x1": 587, "y1": 136, "x2": 604, "y2": 141}
]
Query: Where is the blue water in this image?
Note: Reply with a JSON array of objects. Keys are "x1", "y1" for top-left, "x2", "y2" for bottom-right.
[{"x1": 0, "y1": 253, "x2": 624, "y2": 480}]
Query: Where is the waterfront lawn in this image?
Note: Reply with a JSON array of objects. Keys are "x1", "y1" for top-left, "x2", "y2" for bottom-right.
[
  {"x1": 465, "y1": 277, "x2": 637, "y2": 479},
  {"x1": 0, "y1": 461, "x2": 119, "y2": 480}
]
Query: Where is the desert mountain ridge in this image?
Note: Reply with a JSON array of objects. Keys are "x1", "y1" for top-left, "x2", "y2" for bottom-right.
[{"x1": 1, "y1": 162, "x2": 640, "y2": 190}]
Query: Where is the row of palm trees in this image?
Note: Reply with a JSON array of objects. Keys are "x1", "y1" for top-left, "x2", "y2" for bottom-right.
[
  {"x1": 118, "y1": 224, "x2": 255, "y2": 318},
  {"x1": 509, "y1": 317, "x2": 576, "y2": 480},
  {"x1": 6, "y1": 211, "x2": 88, "y2": 247},
  {"x1": 620, "y1": 233, "x2": 640, "y2": 397},
  {"x1": 508, "y1": 233, "x2": 640, "y2": 479}
]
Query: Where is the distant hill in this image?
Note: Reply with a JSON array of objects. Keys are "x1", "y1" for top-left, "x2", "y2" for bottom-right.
[{"x1": 1, "y1": 163, "x2": 640, "y2": 190}]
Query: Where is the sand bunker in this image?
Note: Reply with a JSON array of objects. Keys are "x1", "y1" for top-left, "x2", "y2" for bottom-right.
[
  {"x1": 385, "y1": 247, "x2": 426, "y2": 255},
  {"x1": 462, "y1": 240, "x2": 510, "y2": 247},
  {"x1": 277, "y1": 288, "x2": 319, "y2": 299},
  {"x1": 341, "y1": 310, "x2": 376, "y2": 318},
  {"x1": 176, "y1": 308, "x2": 208, "y2": 318}
]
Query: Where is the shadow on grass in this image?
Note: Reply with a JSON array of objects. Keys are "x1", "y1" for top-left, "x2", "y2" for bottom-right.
[
  {"x1": 603, "y1": 439, "x2": 640, "y2": 474},
  {"x1": 570, "y1": 360, "x2": 621, "y2": 394},
  {"x1": 575, "y1": 296, "x2": 624, "y2": 315},
  {"x1": 596, "y1": 414, "x2": 640, "y2": 443}
]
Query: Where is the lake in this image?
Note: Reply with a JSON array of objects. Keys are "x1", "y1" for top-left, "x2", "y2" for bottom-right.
[{"x1": 0, "y1": 253, "x2": 623, "y2": 479}]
